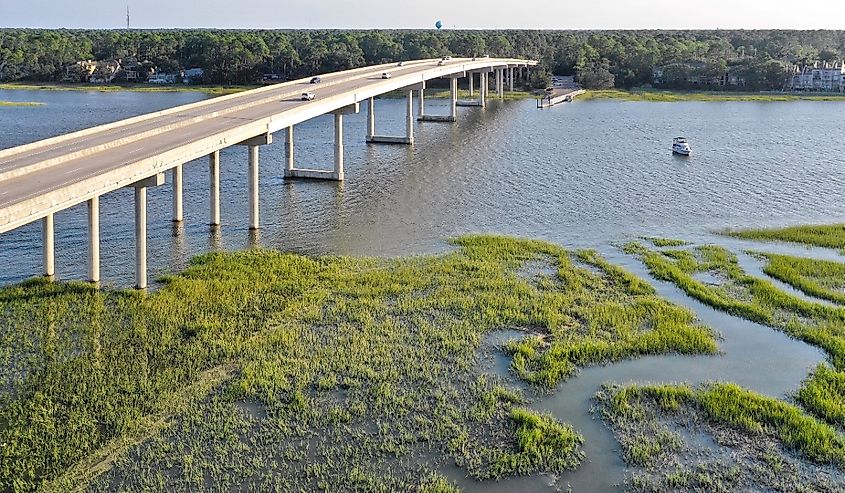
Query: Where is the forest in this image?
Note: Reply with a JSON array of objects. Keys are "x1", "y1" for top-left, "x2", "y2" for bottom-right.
[{"x1": 0, "y1": 29, "x2": 843, "y2": 90}]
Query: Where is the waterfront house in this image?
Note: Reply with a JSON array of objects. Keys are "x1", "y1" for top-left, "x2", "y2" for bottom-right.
[{"x1": 789, "y1": 61, "x2": 845, "y2": 92}]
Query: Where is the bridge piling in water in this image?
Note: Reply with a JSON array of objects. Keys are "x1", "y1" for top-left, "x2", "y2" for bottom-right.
[
  {"x1": 209, "y1": 151, "x2": 221, "y2": 227},
  {"x1": 87, "y1": 197, "x2": 99, "y2": 283},
  {"x1": 42, "y1": 213, "x2": 54, "y2": 278},
  {"x1": 131, "y1": 173, "x2": 164, "y2": 289},
  {"x1": 286, "y1": 103, "x2": 357, "y2": 180},
  {"x1": 248, "y1": 146, "x2": 260, "y2": 230},
  {"x1": 367, "y1": 91, "x2": 415, "y2": 144},
  {"x1": 286, "y1": 126, "x2": 295, "y2": 174},
  {"x1": 172, "y1": 164, "x2": 183, "y2": 223}
]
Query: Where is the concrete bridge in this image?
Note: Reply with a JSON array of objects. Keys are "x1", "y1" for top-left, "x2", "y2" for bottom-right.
[{"x1": 0, "y1": 57, "x2": 537, "y2": 288}]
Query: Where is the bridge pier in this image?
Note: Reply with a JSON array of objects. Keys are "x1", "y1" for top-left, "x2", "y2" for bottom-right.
[
  {"x1": 469, "y1": 72, "x2": 474, "y2": 96},
  {"x1": 42, "y1": 213, "x2": 54, "y2": 278},
  {"x1": 87, "y1": 197, "x2": 99, "y2": 283},
  {"x1": 497, "y1": 69, "x2": 504, "y2": 99},
  {"x1": 131, "y1": 173, "x2": 164, "y2": 289},
  {"x1": 509, "y1": 67, "x2": 515, "y2": 91},
  {"x1": 287, "y1": 103, "x2": 358, "y2": 180},
  {"x1": 209, "y1": 151, "x2": 221, "y2": 227},
  {"x1": 237, "y1": 134, "x2": 272, "y2": 229},
  {"x1": 481, "y1": 72, "x2": 488, "y2": 107},
  {"x1": 248, "y1": 146, "x2": 259, "y2": 230},
  {"x1": 367, "y1": 92, "x2": 415, "y2": 144},
  {"x1": 286, "y1": 126, "x2": 295, "y2": 174},
  {"x1": 172, "y1": 164, "x2": 183, "y2": 223},
  {"x1": 418, "y1": 76, "x2": 459, "y2": 123},
  {"x1": 458, "y1": 71, "x2": 488, "y2": 108}
]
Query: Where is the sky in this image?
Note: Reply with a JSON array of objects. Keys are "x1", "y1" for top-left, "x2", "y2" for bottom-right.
[{"x1": 1, "y1": 0, "x2": 844, "y2": 30}]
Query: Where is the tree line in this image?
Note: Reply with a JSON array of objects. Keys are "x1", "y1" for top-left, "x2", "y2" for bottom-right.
[{"x1": 1, "y1": 29, "x2": 843, "y2": 90}]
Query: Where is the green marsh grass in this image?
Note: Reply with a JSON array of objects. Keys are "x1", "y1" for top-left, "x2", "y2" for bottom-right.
[
  {"x1": 0, "y1": 235, "x2": 718, "y2": 490},
  {"x1": 604, "y1": 383, "x2": 845, "y2": 466},
  {"x1": 758, "y1": 252, "x2": 845, "y2": 305},
  {"x1": 582, "y1": 89, "x2": 845, "y2": 102},
  {"x1": 725, "y1": 223, "x2": 845, "y2": 249},
  {"x1": 0, "y1": 101, "x2": 44, "y2": 107},
  {"x1": 626, "y1": 241, "x2": 845, "y2": 430}
]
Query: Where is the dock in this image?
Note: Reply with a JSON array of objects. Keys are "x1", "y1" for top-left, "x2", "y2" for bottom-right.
[{"x1": 537, "y1": 88, "x2": 585, "y2": 108}]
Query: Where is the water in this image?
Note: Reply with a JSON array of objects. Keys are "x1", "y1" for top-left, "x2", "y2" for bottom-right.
[{"x1": 1, "y1": 89, "x2": 844, "y2": 490}]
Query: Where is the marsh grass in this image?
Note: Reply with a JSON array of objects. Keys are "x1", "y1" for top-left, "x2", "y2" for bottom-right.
[
  {"x1": 0, "y1": 82, "x2": 251, "y2": 96},
  {"x1": 603, "y1": 383, "x2": 845, "y2": 466},
  {"x1": 0, "y1": 235, "x2": 717, "y2": 490},
  {"x1": 0, "y1": 101, "x2": 44, "y2": 107},
  {"x1": 625, "y1": 242, "x2": 845, "y2": 369},
  {"x1": 641, "y1": 237, "x2": 689, "y2": 248},
  {"x1": 582, "y1": 89, "x2": 845, "y2": 102},
  {"x1": 725, "y1": 224, "x2": 845, "y2": 249},
  {"x1": 758, "y1": 253, "x2": 845, "y2": 305}
]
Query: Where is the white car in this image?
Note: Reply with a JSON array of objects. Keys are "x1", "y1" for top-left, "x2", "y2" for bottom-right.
[
  {"x1": 382, "y1": 72, "x2": 391, "y2": 79},
  {"x1": 437, "y1": 60, "x2": 446, "y2": 66},
  {"x1": 301, "y1": 92, "x2": 316, "y2": 101}
]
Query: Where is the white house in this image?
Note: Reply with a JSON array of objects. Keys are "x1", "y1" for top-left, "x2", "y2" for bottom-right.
[{"x1": 789, "y1": 61, "x2": 845, "y2": 92}]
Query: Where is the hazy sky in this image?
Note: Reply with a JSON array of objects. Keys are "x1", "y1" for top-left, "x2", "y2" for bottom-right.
[{"x1": 2, "y1": 0, "x2": 843, "y2": 30}]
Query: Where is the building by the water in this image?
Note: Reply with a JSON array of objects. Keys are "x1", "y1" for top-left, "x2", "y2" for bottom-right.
[{"x1": 788, "y1": 61, "x2": 845, "y2": 92}]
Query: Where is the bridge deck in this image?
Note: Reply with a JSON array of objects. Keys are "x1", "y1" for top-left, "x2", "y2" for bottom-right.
[{"x1": 0, "y1": 57, "x2": 535, "y2": 234}]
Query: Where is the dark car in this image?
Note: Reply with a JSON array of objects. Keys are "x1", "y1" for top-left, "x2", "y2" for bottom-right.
[{"x1": 310, "y1": 76, "x2": 321, "y2": 84}]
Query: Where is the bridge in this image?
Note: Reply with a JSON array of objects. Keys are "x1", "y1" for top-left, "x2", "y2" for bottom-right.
[{"x1": 0, "y1": 57, "x2": 537, "y2": 288}]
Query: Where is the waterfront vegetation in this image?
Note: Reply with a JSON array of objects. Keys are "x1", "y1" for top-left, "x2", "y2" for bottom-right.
[
  {"x1": 725, "y1": 223, "x2": 845, "y2": 249},
  {"x1": 0, "y1": 100, "x2": 44, "y2": 106},
  {"x1": 0, "y1": 235, "x2": 718, "y2": 491},
  {"x1": 597, "y1": 383, "x2": 845, "y2": 491},
  {"x1": 624, "y1": 239, "x2": 845, "y2": 436},
  {"x1": 758, "y1": 252, "x2": 845, "y2": 305},
  {"x1": 582, "y1": 89, "x2": 845, "y2": 102},
  {"x1": 0, "y1": 82, "x2": 252, "y2": 95},
  {"x1": 1, "y1": 29, "x2": 845, "y2": 89}
]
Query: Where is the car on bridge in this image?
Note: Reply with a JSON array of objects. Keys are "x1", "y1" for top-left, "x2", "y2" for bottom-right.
[
  {"x1": 310, "y1": 76, "x2": 321, "y2": 84},
  {"x1": 382, "y1": 72, "x2": 391, "y2": 79},
  {"x1": 301, "y1": 92, "x2": 316, "y2": 101}
]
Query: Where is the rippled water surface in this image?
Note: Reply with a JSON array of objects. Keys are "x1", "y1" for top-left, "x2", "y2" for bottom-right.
[{"x1": 1, "y1": 89, "x2": 844, "y2": 491}]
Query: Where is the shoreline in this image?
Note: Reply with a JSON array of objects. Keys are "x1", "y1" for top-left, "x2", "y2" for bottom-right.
[
  {"x1": 0, "y1": 82, "x2": 256, "y2": 96},
  {"x1": 582, "y1": 88, "x2": 845, "y2": 102}
]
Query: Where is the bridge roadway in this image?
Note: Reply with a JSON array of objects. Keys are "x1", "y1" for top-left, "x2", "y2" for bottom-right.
[{"x1": 0, "y1": 57, "x2": 536, "y2": 287}]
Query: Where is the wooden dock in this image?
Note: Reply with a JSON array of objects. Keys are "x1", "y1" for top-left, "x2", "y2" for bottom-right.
[{"x1": 537, "y1": 89, "x2": 585, "y2": 108}]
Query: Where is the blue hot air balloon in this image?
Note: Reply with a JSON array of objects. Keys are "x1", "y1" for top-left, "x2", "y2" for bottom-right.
[{"x1": 435, "y1": 20, "x2": 443, "y2": 30}]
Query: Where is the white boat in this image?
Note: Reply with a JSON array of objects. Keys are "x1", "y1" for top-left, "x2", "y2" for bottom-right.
[{"x1": 672, "y1": 137, "x2": 692, "y2": 156}]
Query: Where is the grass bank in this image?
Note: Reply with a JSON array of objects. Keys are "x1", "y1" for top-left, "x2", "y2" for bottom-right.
[
  {"x1": 583, "y1": 89, "x2": 845, "y2": 102},
  {"x1": 625, "y1": 240, "x2": 845, "y2": 431},
  {"x1": 597, "y1": 382, "x2": 845, "y2": 490},
  {"x1": 725, "y1": 223, "x2": 845, "y2": 250},
  {"x1": 757, "y1": 252, "x2": 845, "y2": 305},
  {"x1": 0, "y1": 235, "x2": 716, "y2": 491},
  {"x1": 0, "y1": 82, "x2": 253, "y2": 96},
  {"x1": 0, "y1": 100, "x2": 44, "y2": 107}
]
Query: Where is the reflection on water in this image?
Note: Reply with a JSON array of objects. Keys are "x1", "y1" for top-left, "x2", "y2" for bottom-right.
[{"x1": 1, "y1": 89, "x2": 843, "y2": 491}]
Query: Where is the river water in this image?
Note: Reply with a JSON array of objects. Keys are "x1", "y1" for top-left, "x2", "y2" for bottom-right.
[{"x1": 1, "y1": 89, "x2": 844, "y2": 490}]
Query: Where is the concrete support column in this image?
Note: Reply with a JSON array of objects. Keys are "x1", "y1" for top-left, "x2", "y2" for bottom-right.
[
  {"x1": 496, "y1": 69, "x2": 505, "y2": 99},
  {"x1": 450, "y1": 77, "x2": 458, "y2": 119},
  {"x1": 406, "y1": 90, "x2": 414, "y2": 143},
  {"x1": 509, "y1": 67, "x2": 515, "y2": 91},
  {"x1": 469, "y1": 73, "x2": 474, "y2": 96},
  {"x1": 248, "y1": 145, "x2": 259, "y2": 230},
  {"x1": 480, "y1": 74, "x2": 488, "y2": 107},
  {"x1": 87, "y1": 197, "x2": 100, "y2": 283},
  {"x1": 209, "y1": 151, "x2": 220, "y2": 226},
  {"x1": 134, "y1": 186, "x2": 147, "y2": 289},
  {"x1": 418, "y1": 88, "x2": 425, "y2": 118},
  {"x1": 286, "y1": 126, "x2": 295, "y2": 172},
  {"x1": 334, "y1": 113, "x2": 345, "y2": 181},
  {"x1": 172, "y1": 164, "x2": 183, "y2": 223},
  {"x1": 42, "y1": 213, "x2": 54, "y2": 278},
  {"x1": 493, "y1": 69, "x2": 499, "y2": 94},
  {"x1": 366, "y1": 98, "x2": 375, "y2": 140}
]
